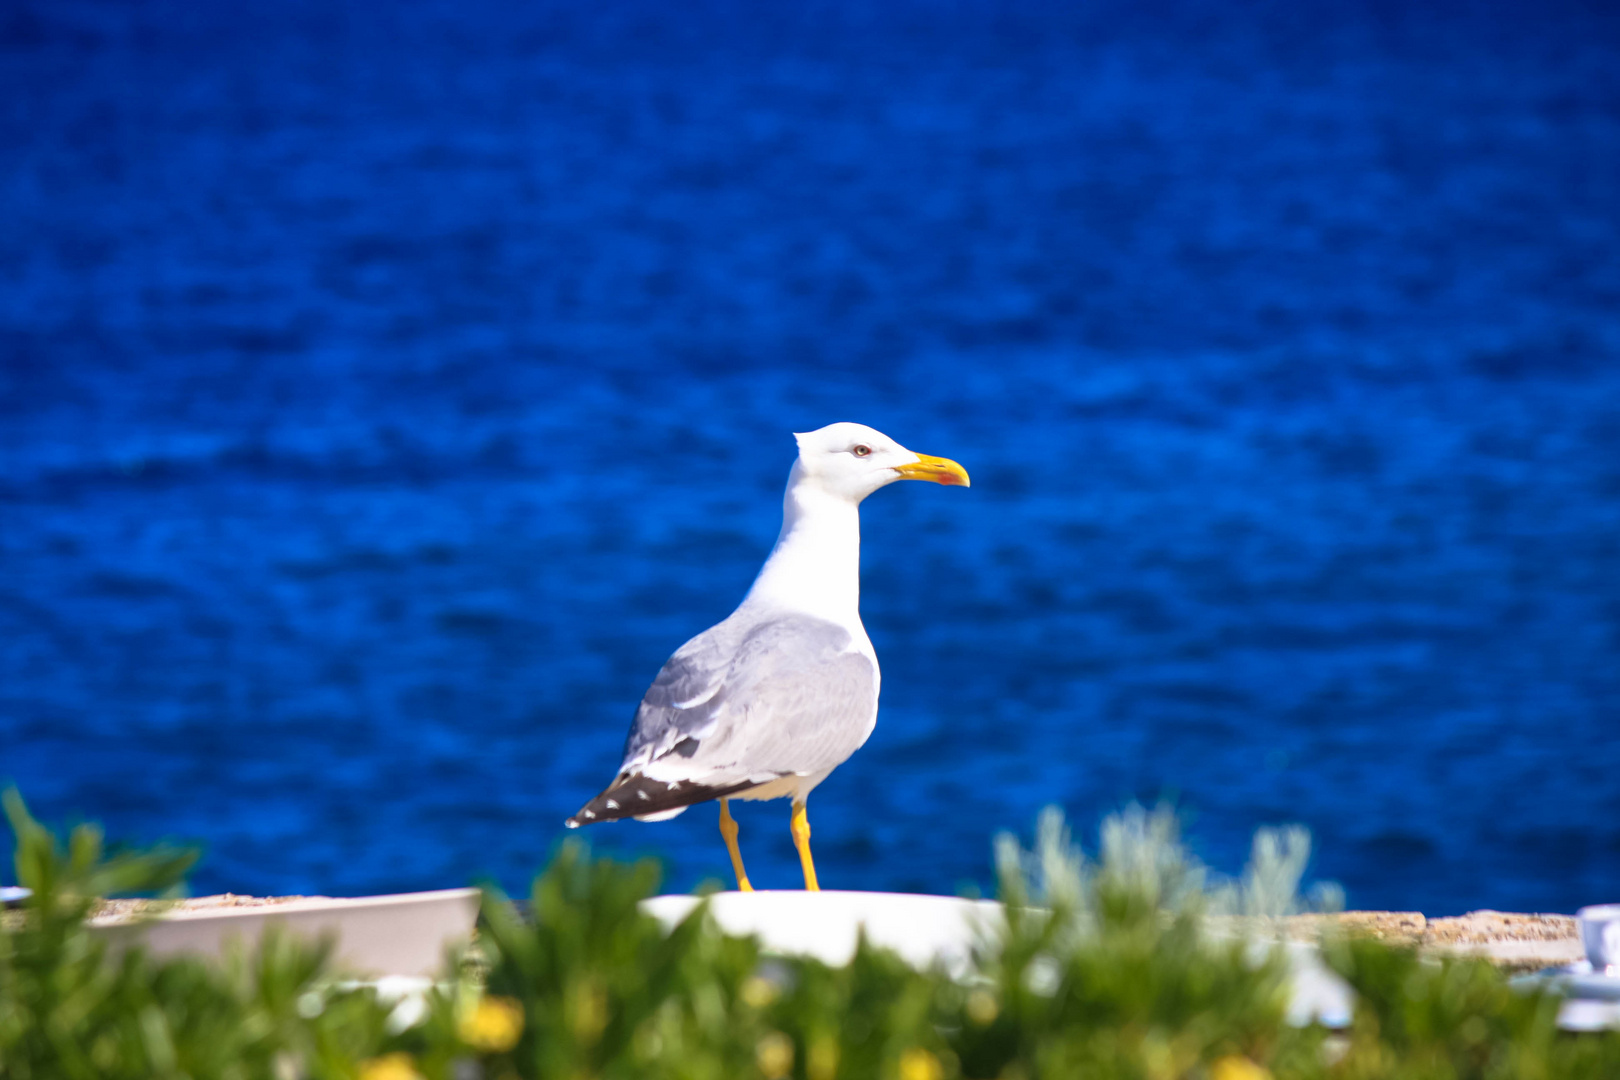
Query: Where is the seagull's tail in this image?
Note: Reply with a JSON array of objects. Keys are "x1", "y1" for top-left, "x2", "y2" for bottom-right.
[{"x1": 565, "y1": 773, "x2": 754, "y2": 828}]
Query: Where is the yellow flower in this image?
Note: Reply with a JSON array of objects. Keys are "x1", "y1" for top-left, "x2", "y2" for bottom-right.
[
  {"x1": 358, "y1": 1052, "x2": 424, "y2": 1080},
  {"x1": 964, "y1": 989, "x2": 999, "y2": 1026},
  {"x1": 1210, "y1": 1056, "x2": 1271, "y2": 1080},
  {"x1": 756, "y1": 1031, "x2": 795, "y2": 1079},
  {"x1": 898, "y1": 1047, "x2": 944, "y2": 1080},
  {"x1": 741, "y1": 975, "x2": 780, "y2": 1009},
  {"x1": 459, "y1": 995, "x2": 526, "y2": 1053}
]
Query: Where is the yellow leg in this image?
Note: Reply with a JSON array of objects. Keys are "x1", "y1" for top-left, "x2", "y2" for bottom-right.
[
  {"x1": 718, "y1": 798, "x2": 753, "y2": 892},
  {"x1": 790, "y1": 802, "x2": 820, "y2": 892}
]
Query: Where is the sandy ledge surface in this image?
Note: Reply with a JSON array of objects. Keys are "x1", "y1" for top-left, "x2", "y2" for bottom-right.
[
  {"x1": 1284, "y1": 909, "x2": 1578, "y2": 947},
  {"x1": 1241, "y1": 910, "x2": 1583, "y2": 971},
  {"x1": 91, "y1": 893, "x2": 315, "y2": 920}
]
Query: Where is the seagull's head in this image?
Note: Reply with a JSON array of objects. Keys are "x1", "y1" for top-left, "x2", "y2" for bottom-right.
[{"x1": 791, "y1": 422, "x2": 970, "y2": 503}]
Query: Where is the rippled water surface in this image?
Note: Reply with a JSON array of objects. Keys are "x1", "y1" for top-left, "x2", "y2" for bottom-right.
[{"x1": 3, "y1": 0, "x2": 1618, "y2": 913}]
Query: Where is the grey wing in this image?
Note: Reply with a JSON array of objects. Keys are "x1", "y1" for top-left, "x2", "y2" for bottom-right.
[
  {"x1": 616, "y1": 620, "x2": 738, "y2": 771},
  {"x1": 620, "y1": 613, "x2": 879, "y2": 784}
]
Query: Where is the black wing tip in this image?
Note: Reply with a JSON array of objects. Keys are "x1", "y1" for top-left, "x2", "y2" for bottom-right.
[
  {"x1": 570, "y1": 774, "x2": 756, "y2": 824},
  {"x1": 563, "y1": 807, "x2": 600, "y2": 828}
]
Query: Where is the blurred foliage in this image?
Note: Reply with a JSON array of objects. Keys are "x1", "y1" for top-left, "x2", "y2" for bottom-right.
[
  {"x1": 3, "y1": 787, "x2": 1619, "y2": 1079},
  {"x1": 0, "y1": 789, "x2": 404, "y2": 1079}
]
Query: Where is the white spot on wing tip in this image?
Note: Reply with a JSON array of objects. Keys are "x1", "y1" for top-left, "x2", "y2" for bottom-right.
[{"x1": 564, "y1": 820, "x2": 579, "y2": 829}]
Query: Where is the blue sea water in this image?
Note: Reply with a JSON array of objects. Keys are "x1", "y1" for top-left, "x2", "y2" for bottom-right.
[{"x1": 2, "y1": 0, "x2": 1618, "y2": 915}]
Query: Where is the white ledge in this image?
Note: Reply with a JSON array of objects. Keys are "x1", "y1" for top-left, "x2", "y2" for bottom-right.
[
  {"x1": 643, "y1": 889, "x2": 1356, "y2": 1028},
  {"x1": 88, "y1": 888, "x2": 481, "y2": 977},
  {"x1": 643, "y1": 889, "x2": 1004, "y2": 972}
]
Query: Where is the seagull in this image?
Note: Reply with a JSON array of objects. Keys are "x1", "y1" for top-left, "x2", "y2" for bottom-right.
[{"x1": 565, "y1": 422, "x2": 970, "y2": 891}]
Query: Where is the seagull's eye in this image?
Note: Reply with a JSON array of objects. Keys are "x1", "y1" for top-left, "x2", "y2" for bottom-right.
[{"x1": 852, "y1": 445, "x2": 872, "y2": 457}]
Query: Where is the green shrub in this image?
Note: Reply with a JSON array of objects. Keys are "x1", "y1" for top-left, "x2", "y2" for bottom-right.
[
  {"x1": 0, "y1": 789, "x2": 407, "y2": 1079},
  {"x1": 1320, "y1": 937, "x2": 1620, "y2": 1080},
  {"x1": 3, "y1": 787, "x2": 1618, "y2": 1079}
]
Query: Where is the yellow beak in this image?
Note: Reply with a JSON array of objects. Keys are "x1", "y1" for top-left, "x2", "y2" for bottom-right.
[{"x1": 893, "y1": 453, "x2": 971, "y2": 487}]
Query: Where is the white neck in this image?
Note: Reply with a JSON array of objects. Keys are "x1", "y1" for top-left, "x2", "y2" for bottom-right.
[{"x1": 741, "y1": 464, "x2": 864, "y2": 626}]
